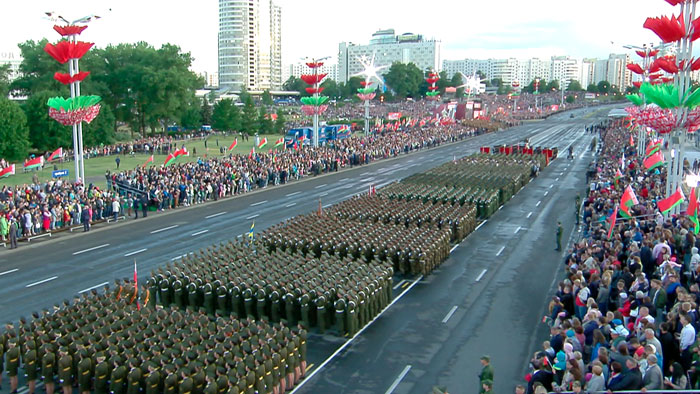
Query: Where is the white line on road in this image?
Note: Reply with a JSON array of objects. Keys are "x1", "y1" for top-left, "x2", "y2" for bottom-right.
[
  {"x1": 286, "y1": 191, "x2": 301, "y2": 197},
  {"x1": 0, "y1": 268, "x2": 19, "y2": 277},
  {"x1": 314, "y1": 184, "x2": 327, "y2": 189},
  {"x1": 385, "y1": 365, "x2": 412, "y2": 394},
  {"x1": 536, "y1": 200, "x2": 542, "y2": 207},
  {"x1": 171, "y1": 255, "x2": 185, "y2": 261},
  {"x1": 498, "y1": 206, "x2": 503, "y2": 211},
  {"x1": 290, "y1": 276, "x2": 423, "y2": 394},
  {"x1": 450, "y1": 243, "x2": 460, "y2": 253},
  {"x1": 527, "y1": 211, "x2": 533, "y2": 218},
  {"x1": 237, "y1": 234, "x2": 243, "y2": 238},
  {"x1": 322, "y1": 204, "x2": 332, "y2": 208},
  {"x1": 285, "y1": 202, "x2": 297, "y2": 207},
  {"x1": 246, "y1": 214, "x2": 259, "y2": 220},
  {"x1": 250, "y1": 200, "x2": 267, "y2": 207},
  {"x1": 191, "y1": 229, "x2": 209, "y2": 236},
  {"x1": 124, "y1": 248, "x2": 147, "y2": 257},
  {"x1": 26, "y1": 276, "x2": 58, "y2": 288},
  {"x1": 205, "y1": 211, "x2": 226, "y2": 219},
  {"x1": 544, "y1": 191, "x2": 549, "y2": 196},
  {"x1": 555, "y1": 177, "x2": 559, "y2": 181},
  {"x1": 73, "y1": 243, "x2": 110, "y2": 255},
  {"x1": 496, "y1": 246, "x2": 505, "y2": 256},
  {"x1": 549, "y1": 184, "x2": 554, "y2": 188},
  {"x1": 79, "y1": 281, "x2": 109, "y2": 294},
  {"x1": 339, "y1": 178, "x2": 350, "y2": 182},
  {"x1": 393, "y1": 279, "x2": 407, "y2": 290},
  {"x1": 319, "y1": 192, "x2": 329, "y2": 197},
  {"x1": 474, "y1": 220, "x2": 487, "y2": 231},
  {"x1": 151, "y1": 225, "x2": 178, "y2": 234},
  {"x1": 514, "y1": 226, "x2": 521, "y2": 234},
  {"x1": 475, "y1": 269, "x2": 487, "y2": 282},
  {"x1": 441, "y1": 306, "x2": 458, "y2": 323}
]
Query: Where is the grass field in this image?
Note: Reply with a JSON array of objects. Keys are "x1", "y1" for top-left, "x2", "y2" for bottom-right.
[{"x1": 1, "y1": 134, "x2": 284, "y2": 189}]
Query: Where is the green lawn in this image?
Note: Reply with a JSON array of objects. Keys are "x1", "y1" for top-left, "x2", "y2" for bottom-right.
[{"x1": 1, "y1": 134, "x2": 284, "y2": 189}]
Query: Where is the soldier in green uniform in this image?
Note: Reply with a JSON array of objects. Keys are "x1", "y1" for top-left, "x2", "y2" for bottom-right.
[
  {"x1": 5, "y1": 339, "x2": 19, "y2": 394},
  {"x1": 179, "y1": 367, "x2": 194, "y2": 394},
  {"x1": 24, "y1": 341, "x2": 38, "y2": 394},
  {"x1": 110, "y1": 358, "x2": 127, "y2": 394},
  {"x1": 57, "y1": 348, "x2": 73, "y2": 394},
  {"x1": 77, "y1": 353, "x2": 93, "y2": 394},
  {"x1": 478, "y1": 355, "x2": 494, "y2": 394},
  {"x1": 126, "y1": 358, "x2": 142, "y2": 394},
  {"x1": 163, "y1": 364, "x2": 179, "y2": 393},
  {"x1": 144, "y1": 363, "x2": 162, "y2": 394},
  {"x1": 575, "y1": 194, "x2": 581, "y2": 225},
  {"x1": 555, "y1": 221, "x2": 563, "y2": 251},
  {"x1": 94, "y1": 353, "x2": 110, "y2": 394},
  {"x1": 41, "y1": 342, "x2": 56, "y2": 394}
]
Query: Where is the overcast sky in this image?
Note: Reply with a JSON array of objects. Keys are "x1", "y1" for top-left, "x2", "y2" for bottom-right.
[{"x1": 0, "y1": 0, "x2": 677, "y2": 74}]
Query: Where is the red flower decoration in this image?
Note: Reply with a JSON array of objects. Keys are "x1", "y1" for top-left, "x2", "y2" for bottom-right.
[
  {"x1": 306, "y1": 62, "x2": 324, "y2": 68},
  {"x1": 360, "y1": 81, "x2": 373, "y2": 87},
  {"x1": 692, "y1": 58, "x2": 700, "y2": 71},
  {"x1": 633, "y1": 81, "x2": 642, "y2": 88},
  {"x1": 655, "y1": 57, "x2": 679, "y2": 73},
  {"x1": 648, "y1": 73, "x2": 663, "y2": 80},
  {"x1": 300, "y1": 74, "x2": 327, "y2": 85},
  {"x1": 693, "y1": 16, "x2": 700, "y2": 41},
  {"x1": 627, "y1": 63, "x2": 645, "y2": 74},
  {"x1": 644, "y1": 14, "x2": 685, "y2": 43},
  {"x1": 53, "y1": 25, "x2": 88, "y2": 36},
  {"x1": 54, "y1": 71, "x2": 90, "y2": 85},
  {"x1": 305, "y1": 87, "x2": 324, "y2": 94},
  {"x1": 44, "y1": 41, "x2": 94, "y2": 64},
  {"x1": 665, "y1": 0, "x2": 683, "y2": 5},
  {"x1": 426, "y1": 77, "x2": 439, "y2": 84}
]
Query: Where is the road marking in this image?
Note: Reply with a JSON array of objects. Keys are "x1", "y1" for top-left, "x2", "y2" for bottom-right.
[
  {"x1": 285, "y1": 202, "x2": 297, "y2": 207},
  {"x1": 441, "y1": 306, "x2": 458, "y2": 323},
  {"x1": 124, "y1": 248, "x2": 147, "y2": 257},
  {"x1": 26, "y1": 276, "x2": 58, "y2": 288},
  {"x1": 319, "y1": 192, "x2": 329, "y2": 197},
  {"x1": 79, "y1": 281, "x2": 109, "y2": 294},
  {"x1": 393, "y1": 279, "x2": 407, "y2": 290},
  {"x1": 474, "y1": 220, "x2": 487, "y2": 231},
  {"x1": 237, "y1": 234, "x2": 243, "y2": 238},
  {"x1": 544, "y1": 191, "x2": 549, "y2": 196},
  {"x1": 0, "y1": 268, "x2": 19, "y2": 277},
  {"x1": 555, "y1": 177, "x2": 559, "y2": 181},
  {"x1": 527, "y1": 211, "x2": 533, "y2": 218},
  {"x1": 286, "y1": 191, "x2": 301, "y2": 197},
  {"x1": 191, "y1": 229, "x2": 209, "y2": 236},
  {"x1": 339, "y1": 178, "x2": 350, "y2": 182},
  {"x1": 323, "y1": 204, "x2": 332, "y2": 208},
  {"x1": 205, "y1": 211, "x2": 226, "y2": 219},
  {"x1": 536, "y1": 200, "x2": 541, "y2": 207},
  {"x1": 401, "y1": 282, "x2": 409, "y2": 289},
  {"x1": 549, "y1": 184, "x2": 554, "y2": 188},
  {"x1": 498, "y1": 206, "x2": 503, "y2": 211},
  {"x1": 171, "y1": 255, "x2": 185, "y2": 261},
  {"x1": 385, "y1": 365, "x2": 412, "y2": 394},
  {"x1": 250, "y1": 200, "x2": 267, "y2": 207},
  {"x1": 314, "y1": 184, "x2": 327, "y2": 189},
  {"x1": 450, "y1": 243, "x2": 460, "y2": 253},
  {"x1": 151, "y1": 225, "x2": 178, "y2": 234},
  {"x1": 306, "y1": 363, "x2": 315, "y2": 373},
  {"x1": 246, "y1": 214, "x2": 259, "y2": 220},
  {"x1": 73, "y1": 243, "x2": 110, "y2": 255},
  {"x1": 290, "y1": 276, "x2": 423, "y2": 394},
  {"x1": 496, "y1": 246, "x2": 505, "y2": 256},
  {"x1": 475, "y1": 268, "x2": 487, "y2": 282},
  {"x1": 514, "y1": 226, "x2": 521, "y2": 234}
]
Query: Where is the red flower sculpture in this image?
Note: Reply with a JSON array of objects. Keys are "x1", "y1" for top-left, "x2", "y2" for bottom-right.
[
  {"x1": 644, "y1": 14, "x2": 685, "y2": 43},
  {"x1": 655, "y1": 57, "x2": 679, "y2": 73},
  {"x1": 627, "y1": 63, "x2": 645, "y2": 74},
  {"x1": 54, "y1": 71, "x2": 90, "y2": 85},
  {"x1": 360, "y1": 81, "x2": 373, "y2": 87},
  {"x1": 426, "y1": 77, "x2": 439, "y2": 84},
  {"x1": 300, "y1": 74, "x2": 327, "y2": 85},
  {"x1": 693, "y1": 16, "x2": 700, "y2": 41},
  {"x1": 53, "y1": 25, "x2": 88, "y2": 36},
  {"x1": 44, "y1": 41, "x2": 94, "y2": 64},
  {"x1": 305, "y1": 62, "x2": 324, "y2": 69},
  {"x1": 305, "y1": 87, "x2": 325, "y2": 94}
]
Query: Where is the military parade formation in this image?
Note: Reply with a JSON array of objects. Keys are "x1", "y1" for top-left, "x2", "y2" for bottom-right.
[{"x1": 0, "y1": 149, "x2": 551, "y2": 393}]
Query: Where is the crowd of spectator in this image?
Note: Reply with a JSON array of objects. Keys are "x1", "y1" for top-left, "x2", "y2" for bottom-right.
[{"x1": 523, "y1": 119, "x2": 700, "y2": 393}]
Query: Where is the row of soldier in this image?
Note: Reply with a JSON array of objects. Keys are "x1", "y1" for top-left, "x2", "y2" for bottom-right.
[
  {"x1": 1, "y1": 286, "x2": 307, "y2": 394},
  {"x1": 148, "y1": 241, "x2": 393, "y2": 335}
]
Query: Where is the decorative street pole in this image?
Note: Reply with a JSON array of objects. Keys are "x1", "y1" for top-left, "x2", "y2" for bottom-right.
[
  {"x1": 300, "y1": 57, "x2": 330, "y2": 148},
  {"x1": 353, "y1": 53, "x2": 387, "y2": 136}
]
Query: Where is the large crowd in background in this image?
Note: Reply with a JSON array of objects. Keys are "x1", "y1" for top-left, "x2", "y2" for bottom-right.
[{"x1": 522, "y1": 119, "x2": 700, "y2": 393}]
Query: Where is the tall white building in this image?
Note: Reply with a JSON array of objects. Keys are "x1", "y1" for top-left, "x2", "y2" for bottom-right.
[
  {"x1": 550, "y1": 56, "x2": 580, "y2": 89},
  {"x1": 337, "y1": 29, "x2": 441, "y2": 84},
  {"x1": 218, "y1": 0, "x2": 282, "y2": 92},
  {"x1": 443, "y1": 57, "x2": 580, "y2": 88},
  {"x1": 579, "y1": 58, "x2": 596, "y2": 88},
  {"x1": 287, "y1": 62, "x2": 338, "y2": 82}
]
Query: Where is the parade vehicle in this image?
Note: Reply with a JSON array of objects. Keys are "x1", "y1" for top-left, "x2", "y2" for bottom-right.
[
  {"x1": 284, "y1": 127, "x2": 328, "y2": 148},
  {"x1": 323, "y1": 124, "x2": 352, "y2": 141}
]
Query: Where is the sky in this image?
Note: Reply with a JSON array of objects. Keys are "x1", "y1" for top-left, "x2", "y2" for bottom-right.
[{"x1": 0, "y1": 0, "x2": 681, "y2": 74}]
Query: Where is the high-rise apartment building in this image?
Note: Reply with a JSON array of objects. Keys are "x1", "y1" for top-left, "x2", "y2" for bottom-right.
[
  {"x1": 338, "y1": 29, "x2": 440, "y2": 84},
  {"x1": 442, "y1": 57, "x2": 580, "y2": 89},
  {"x1": 218, "y1": 0, "x2": 282, "y2": 92},
  {"x1": 579, "y1": 58, "x2": 596, "y2": 88},
  {"x1": 287, "y1": 62, "x2": 338, "y2": 82}
]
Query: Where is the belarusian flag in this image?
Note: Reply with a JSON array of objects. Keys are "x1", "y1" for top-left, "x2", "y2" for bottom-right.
[
  {"x1": 228, "y1": 138, "x2": 238, "y2": 151},
  {"x1": 47, "y1": 147, "x2": 63, "y2": 161},
  {"x1": 142, "y1": 155, "x2": 154, "y2": 168},
  {"x1": 607, "y1": 206, "x2": 618, "y2": 240},
  {"x1": 274, "y1": 137, "x2": 284, "y2": 147},
  {"x1": 614, "y1": 169, "x2": 623, "y2": 185},
  {"x1": 257, "y1": 138, "x2": 267, "y2": 149},
  {"x1": 298, "y1": 135, "x2": 305, "y2": 144},
  {"x1": 657, "y1": 186, "x2": 685, "y2": 214},
  {"x1": 646, "y1": 141, "x2": 662, "y2": 156},
  {"x1": 0, "y1": 164, "x2": 15, "y2": 178},
  {"x1": 23, "y1": 156, "x2": 43, "y2": 170},
  {"x1": 620, "y1": 185, "x2": 639, "y2": 218},
  {"x1": 164, "y1": 152, "x2": 177, "y2": 166},
  {"x1": 174, "y1": 147, "x2": 188, "y2": 157},
  {"x1": 643, "y1": 151, "x2": 664, "y2": 172},
  {"x1": 688, "y1": 187, "x2": 699, "y2": 233},
  {"x1": 249, "y1": 147, "x2": 255, "y2": 159}
]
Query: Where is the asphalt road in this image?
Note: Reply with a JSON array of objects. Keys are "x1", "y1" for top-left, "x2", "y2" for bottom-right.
[{"x1": 0, "y1": 106, "x2": 610, "y2": 394}]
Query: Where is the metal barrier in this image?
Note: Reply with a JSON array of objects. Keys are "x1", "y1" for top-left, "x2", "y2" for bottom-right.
[
  {"x1": 107, "y1": 215, "x2": 126, "y2": 223},
  {"x1": 27, "y1": 233, "x2": 51, "y2": 242}
]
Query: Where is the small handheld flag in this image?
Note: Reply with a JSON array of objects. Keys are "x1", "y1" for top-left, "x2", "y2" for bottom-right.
[
  {"x1": 47, "y1": 147, "x2": 63, "y2": 162},
  {"x1": 248, "y1": 221, "x2": 255, "y2": 240},
  {"x1": 142, "y1": 155, "x2": 154, "y2": 168},
  {"x1": 228, "y1": 138, "x2": 238, "y2": 151}
]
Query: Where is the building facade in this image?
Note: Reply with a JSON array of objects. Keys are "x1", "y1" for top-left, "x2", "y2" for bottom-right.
[
  {"x1": 0, "y1": 51, "x2": 22, "y2": 82},
  {"x1": 218, "y1": 0, "x2": 282, "y2": 92},
  {"x1": 287, "y1": 62, "x2": 338, "y2": 82},
  {"x1": 337, "y1": 29, "x2": 441, "y2": 84}
]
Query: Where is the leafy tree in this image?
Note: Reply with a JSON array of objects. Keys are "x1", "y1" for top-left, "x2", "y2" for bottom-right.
[
  {"x1": 475, "y1": 70, "x2": 487, "y2": 81},
  {"x1": 256, "y1": 107, "x2": 273, "y2": 134},
  {"x1": 238, "y1": 85, "x2": 251, "y2": 104},
  {"x1": 320, "y1": 79, "x2": 340, "y2": 99},
  {"x1": 625, "y1": 85, "x2": 640, "y2": 94},
  {"x1": 437, "y1": 71, "x2": 450, "y2": 94},
  {"x1": 491, "y1": 78, "x2": 504, "y2": 88},
  {"x1": 283, "y1": 76, "x2": 308, "y2": 96},
  {"x1": 383, "y1": 62, "x2": 423, "y2": 98},
  {"x1": 523, "y1": 78, "x2": 546, "y2": 94},
  {"x1": 241, "y1": 95, "x2": 257, "y2": 135},
  {"x1": 180, "y1": 103, "x2": 202, "y2": 130},
  {"x1": 211, "y1": 98, "x2": 240, "y2": 131},
  {"x1": 587, "y1": 84, "x2": 598, "y2": 93},
  {"x1": 261, "y1": 90, "x2": 273, "y2": 106},
  {"x1": 567, "y1": 80, "x2": 583, "y2": 91},
  {"x1": 597, "y1": 80, "x2": 611, "y2": 93},
  {"x1": 341, "y1": 76, "x2": 364, "y2": 99},
  {"x1": 450, "y1": 73, "x2": 462, "y2": 87},
  {"x1": 0, "y1": 97, "x2": 30, "y2": 161},
  {"x1": 200, "y1": 97, "x2": 212, "y2": 125},
  {"x1": 10, "y1": 39, "x2": 64, "y2": 95},
  {"x1": 497, "y1": 85, "x2": 512, "y2": 95},
  {"x1": 82, "y1": 105, "x2": 116, "y2": 146},
  {"x1": 0, "y1": 64, "x2": 10, "y2": 97},
  {"x1": 274, "y1": 109, "x2": 286, "y2": 134},
  {"x1": 565, "y1": 95, "x2": 576, "y2": 104},
  {"x1": 23, "y1": 90, "x2": 72, "y2": 151},
  {"x1": 546, "y1": 80, "x2": 559, "y2": 91}
]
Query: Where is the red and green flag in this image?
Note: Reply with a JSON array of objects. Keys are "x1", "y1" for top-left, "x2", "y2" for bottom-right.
[
  {"x1": 142, "y1": 155, "x2": 153, "y2": 168},
  {"x1": 657, "y1": 186, "x2": 685, "y2": 214},
  {"x1": 615, "y1": 169, "x2": 623, "y2": 185},
  {"x1": 0, "y1": 164, "x2": 15, "y2": 178},
  {"x1": 620, "y1": 185, "x2": 639, "y2": 218},
  {"x1": 608, "y1": 206, "x2": 618, "y2": 240},
  {"x1": 23, "y1": 156, "x2": 43, "y2": 170},
  {"x1": 257, "y1": 138, "x2": 267, "y2": 149},
  {"x1": 174, "y1": 147, "x2": 188, "y2": 157},
  {"x1": 274, "y1": 137, "x2": 284, "y2": 147},
  {"x1": 228, "y1": 138, "x2": 238, "y2": 151},
  {"x1": 164, "y1": 152, "x2": 177, "y2": 167},
  {"x1": 688, "y1": 187, "x2": 699, "y2": 233},
  {"x1": 643, "y1": 151, "x2": 665, "y2": 172},
  {"x1": 47, "y1": 147, "x2": 63, "y2": 161},
  {"x1": 646, "y1": 140, "x2": 662, "y2": 156}
]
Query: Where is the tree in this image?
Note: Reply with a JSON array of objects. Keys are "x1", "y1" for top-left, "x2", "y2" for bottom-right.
[
  {"x1": 211, "y1": 98, "x2": 240, "y2": 131},
  {"x1": 200, "y1": 97, "x2": 212, "y2": 125},
  {"x1": 567, "y1": 80, "x2": 583, "y2": 91},
  {"x1": 523, "y1": 78, "x2": 546, "y2": 94},
  {"x1": 565, "y1": 95, "x2": 576, "y2": 104},
  {"x1": 587, "y1": 84, "x2": 598, "y2": 93},
  {"x1": 625, "y1": 85, "x2": 640, "y2": 94},
  {"x1": 10, "y1": 39, "x2": 64, "y2": 95},
  {"x1": 597, "y1": 80, "x2": 611, "y2": 94},
  {"x1": 23, "y1": 90, "x2": 72, "y2": 151},
  {"x1": 341, "y1": 76, "x2": 364, "y2": 99},
  {"x1": 0, "y1": 97, "x2": 30, "y2": 161},
  {"x1": 320, "y1": 79, "x2": 340, "y2": 100},
  {"x1": 491, "y1": 78, "x2": 504, "y2": 88},
  {"x1": 241, "y1": 95, "x2": 257, "y2": 135},
  {"x1": 274, "y1": 109, "x2": 286, "y2": 134},
  {"x1": 238, "y1": 85, "x2": 251, "y2": 104},
  {"x1": 497, "y1": 85, "x2": 512, "y2": 95},
  {"x1": 82, "y1": 105, "x2": 116, "y2": 146},
  {"x1": 180, "y1": 103, "x2": 202, "y2": 130},
  {"x1": 450, "y1": 73, "x2": 462, "y2": 88},
  {"x1": 437, "y1": 71, "x2": 450, "y2": 94},
  {"x1": 546, "y1": 80, "x2": 559, "y2": 91},
  {"x1": 283, "y1": 76, "x2": 308, "y2": 96},
  {"x1": 256, "y1": 107, "x2": 273, "y2": 134},
  {"x1": 383, "y1": 62, "x2": 423, "y2": 98},
  {"x1": 0, "y1": 64, "x2": 10, "y2": 97},
  {"x1": 261, "y1": 90, "x2": 273, "y2": 106}
]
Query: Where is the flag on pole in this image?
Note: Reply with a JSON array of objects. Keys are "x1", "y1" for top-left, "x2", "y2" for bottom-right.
[
  {"x1": 257, "y1": 137, "x2": 267, "y2": 149},
  {"x1": 688, "y1": 187, "x2": 700, "y2": 233},
  {"x1": 646, "y1": 140, "x2": 662, "y2": 156},
  {"x1": 0, "y1": 164, "x2": 15, "y2": 178},
  {"x1": 142, "y1": 155, "x2": 154, "y2": 168},
  {"x1": 607, "y1": 206, "x2": 618, "y2": 240},
  {"x1": 164, "y1": 152, "x2": 177, "y2": 166},
  {"x1": 23, "y1": 156, "x2": 43, "y2": 170},
  {"x1": 643, "y1": 151, "x2": 665, "y2": 172},
  {"x1": 248, "y1": 221, "x2": 255, "y2": 240},
  {"x1": 620, "y1": 152, "x2": 625, "y2": 168},
  {"x1": 629, "y1": 134, "x2": 634, "y2": 146},
  {"x1": 249, "y1": 147, "x2": 255, "y2": 159},
  {"x1": 620, "y1": 185, "x2": 639, "y2": 218},
  {"x1": 134, "y1": 260, "x2": 140, "y2": 311},
  {"x1": 657, "y1": 186, "x2": 685, "y2": 214},
  {"x1": 274, "y1": 137, "x2": 284, "y2": 147},
  {"x1": 47, "y1": 147, "x2": 63, "y2": 161},
  {"x1": 614, "y1": 169, "x2": 623, "y2": 185},
  {"x1": 174, "y1": 147, "x2": 188, "y2": 157},
  {"x1": 228, "y1": 138, "x2": 238, "y2": 151}
]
